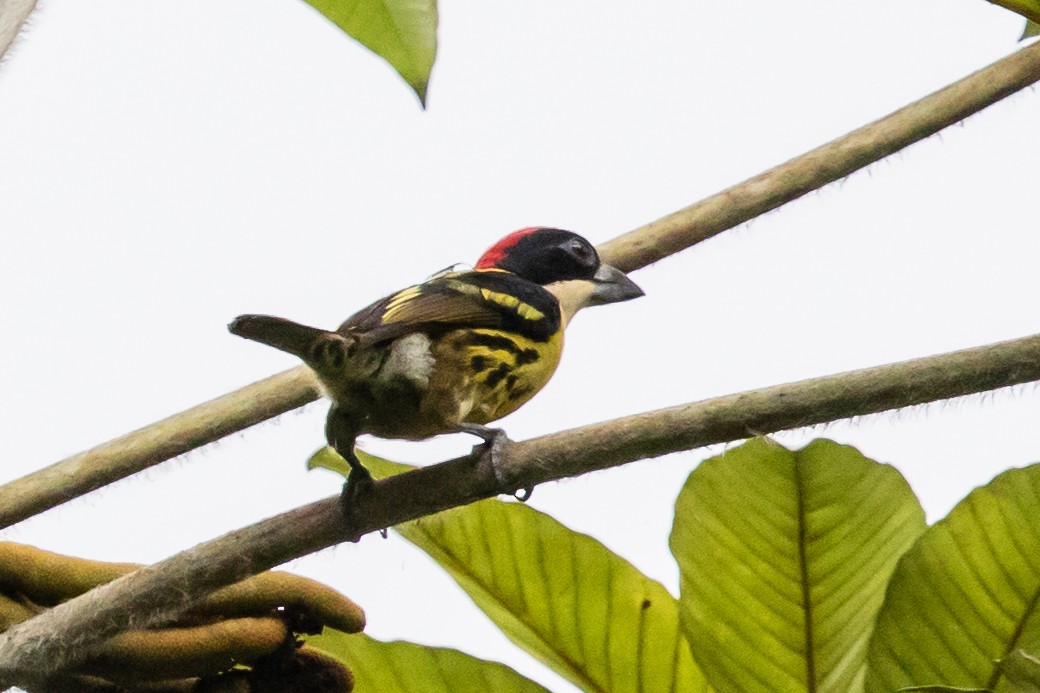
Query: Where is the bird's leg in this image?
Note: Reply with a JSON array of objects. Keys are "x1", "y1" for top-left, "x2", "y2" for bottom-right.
[
  {"x1": 456, "y1": 424, "x2": 532, "y2": 502},
  {"x1": 326, "y1": 407, "x2": 373, "y2": 520},
  {"x1": 337, "y1": 447, "x2": 374, "y2": 514}
]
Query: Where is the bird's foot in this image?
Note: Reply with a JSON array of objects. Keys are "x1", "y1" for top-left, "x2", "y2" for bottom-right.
[
  {"x1": 339, "y1": 466, "x2": 375, "y2": 537},
  {"x1": 457, "y1": 424, "x2": 532, "y2": 501},
  {"x1": 458, "y1": 424, "x2": 508, "y2": 470}
]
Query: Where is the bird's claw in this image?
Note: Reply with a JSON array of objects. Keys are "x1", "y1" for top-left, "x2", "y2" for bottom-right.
[
  {"x1": 339, "y1": 466, "x2": 374, "y2": 537},
  {"x1": 459, "y1": 425, "x2": 509, "y2": 481},
  {"x1": 458, "y1": 425, "x2": 532, "y2": 500}
]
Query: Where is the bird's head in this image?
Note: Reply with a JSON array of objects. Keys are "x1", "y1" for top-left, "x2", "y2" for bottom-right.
[{"x1": 476, "y1": 227, "x2": 643, "y2": 324}]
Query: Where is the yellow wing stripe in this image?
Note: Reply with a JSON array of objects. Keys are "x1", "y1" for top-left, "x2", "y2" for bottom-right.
[
  {"x1": 381, "y1": 286, "x2": 424, "y2": 323},
  {"x1": 383, "y1": 277, "x2": 546, "y2": 325},
  {"x1": 516, "y1": 302, "x2": 545, "y2": 321},
  {"x1": 477, "y1": 288, "x2": 545, "y2": 321}
]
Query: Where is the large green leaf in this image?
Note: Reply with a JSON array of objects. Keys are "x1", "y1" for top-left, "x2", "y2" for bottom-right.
[
  {"x1": 671, "y1": 438, "x2": 925, "y2": 693},
  {"x1": 308, "y1": 630, "x2": 551, "y2": 692},
  {"x1": 303, "y1": 0, "x2": 437, "y2": 105},
  {"x1": 866, "y1": 464, "x2": 1040, "y2": 693},
  {"x1": 347, "y1": 453, "x2": 705, "y2": 693}
]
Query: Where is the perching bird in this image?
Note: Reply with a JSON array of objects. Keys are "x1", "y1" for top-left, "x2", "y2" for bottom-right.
[{"x1": 228, "y1": 227, "x2": 642, "y2": 503}]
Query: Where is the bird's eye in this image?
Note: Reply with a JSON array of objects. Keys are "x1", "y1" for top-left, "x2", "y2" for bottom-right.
[{"x1": 567, "y1": 239, "x2": 594, "y2": 265}]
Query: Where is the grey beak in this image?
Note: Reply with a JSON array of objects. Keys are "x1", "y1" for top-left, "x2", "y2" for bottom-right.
[{"x1": 590, "y1": 264, "x2": 644, "y2": 306}]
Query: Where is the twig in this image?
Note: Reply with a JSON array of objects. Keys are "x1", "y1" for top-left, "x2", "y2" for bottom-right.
[
  {"x1": 3, "y1": 41, "x2": 1039, "y2": 530},
  {"x1": 3, "y1": 330, "x2": 1040, "y2": 680}
]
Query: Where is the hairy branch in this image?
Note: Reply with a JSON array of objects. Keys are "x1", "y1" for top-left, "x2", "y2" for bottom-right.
[
  {"x1": 3, "y1": 40, "x2": 1039, "y2": 530},
  {"x1": 3, "y1": 330, "x2": 1040, "y2": 680},
  {"x1": 599, "y1": 40, "x2": 1040, "y2": 272},
  {"x1": 0, "y1": 0, "x2": 37, "y2": 63},
  {"x1": 0, "y1": 368, "x2": 321, "y2": 529}
]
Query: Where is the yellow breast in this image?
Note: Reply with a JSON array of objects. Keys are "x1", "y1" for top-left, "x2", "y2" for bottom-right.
[{"x1": 427, "y1": 328, "x2": 564, "y2": 427}]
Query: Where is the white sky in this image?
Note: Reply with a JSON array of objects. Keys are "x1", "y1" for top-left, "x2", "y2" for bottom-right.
[{"x1": 1, "y1": 1, "x2": 1039, "y2": 690}]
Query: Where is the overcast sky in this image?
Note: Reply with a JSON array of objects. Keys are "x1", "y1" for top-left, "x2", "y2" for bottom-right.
[{"x1": 1, "y1": 1, "x2": 1039, "y2": 690}]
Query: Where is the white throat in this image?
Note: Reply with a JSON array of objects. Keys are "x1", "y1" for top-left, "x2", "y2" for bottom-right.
[{"x1": 545, "y1": 279, "x2": 599, "y2": 328}]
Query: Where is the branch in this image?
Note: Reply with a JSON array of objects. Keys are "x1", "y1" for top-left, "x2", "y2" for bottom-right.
[
  {"x1": 0, "y1": 0, "x2": 37, "y2": 63},
  {"x1": 599, "y1": 39, "x2": 1040, "y2": 272},
  {"x1": 3, "y1": 330, "x2": 1040, "y2": 681},
  {"x1": 4, "y1": 41, "x2": 1039, "y2": 531},
  {"x1": 0, "y1": 368, "x2": 320, "y2": 529}
]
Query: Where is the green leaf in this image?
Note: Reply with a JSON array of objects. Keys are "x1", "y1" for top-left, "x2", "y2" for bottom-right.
[
  {"x1": 310, "y1": 448, "x2": 704, "y2": 689},
  {"x1": 303, "y1": 0, "x2": 437, "y2": 105},
  {"x1": 306, "y1": 446, "x2": 412, "y2": 478},
  {"x1": 308, "y1": 630, "x2": 551, "y2": 692},
  {"x1": 866, "y1": 464, "x2": 1040, "y2": 693},
  {"x1": 307, "y1": 446, "x2": 352, "y2": 477},
  {"x1": 1023, "y1": 20, "x2": 1040, "y2": 39},
  {"x1": 671, "y1": 438, "x2": 926, "y2": 693},
  {"x1": 1000, "y1": 650, "x2": 1040, "y2": 693},
  {"x1": 392, "y1": 485, "x2": 706, "y2": 692},
  {"x1": 896, "y1": 687, "x2": 991, "y2": 692}
]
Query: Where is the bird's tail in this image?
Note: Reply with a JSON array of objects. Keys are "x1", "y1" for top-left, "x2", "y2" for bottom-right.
[{"x1": 228, "y1": 314, "x2": 352, "y2": 371}]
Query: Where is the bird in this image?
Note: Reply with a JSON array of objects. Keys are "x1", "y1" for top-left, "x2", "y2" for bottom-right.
[{"x1": 228, "y1": 227, "x2": 643, "y2": 505}]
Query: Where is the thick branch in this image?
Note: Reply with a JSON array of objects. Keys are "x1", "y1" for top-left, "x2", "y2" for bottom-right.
[
  {"x1": 3, "y1": 331, "x2": 1040, "y2": 680},
  {"x1": 2, "y1": 42, "x2": 1039, "y2": 530}
]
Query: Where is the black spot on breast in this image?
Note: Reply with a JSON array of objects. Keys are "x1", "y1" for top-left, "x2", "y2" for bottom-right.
[
  {"x1": 506, "y1": 374, "x2": 518, "y2": 389},
  {"x1": 466, "y1": 333, "x2": 522, "y2": 354},
  {"x1": 471, "y1": 355, "x2": 487, "y2": 372},
  {"x1": 485, "y1": 363, "x2": 511, "y2": 388},
  {"x1": 517, "y1": 349, "x2": 539, "y2": 365}
]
